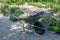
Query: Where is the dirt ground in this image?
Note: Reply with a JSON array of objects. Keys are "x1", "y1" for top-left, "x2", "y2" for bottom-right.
[
  {"x1": 0, "y1": 5, "x2": 60, "y2": 40},
  {"x1": 0, "y1": 14, "x2": 60, "y2": 40}
]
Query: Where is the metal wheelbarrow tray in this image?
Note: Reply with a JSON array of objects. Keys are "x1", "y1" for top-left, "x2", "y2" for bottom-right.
[
  {"x1": 18, "y1": 11, "x2": 44, "y2": 24},
  {"x1": 11, "y1": 11, "x2": 45, "y2": 35}
]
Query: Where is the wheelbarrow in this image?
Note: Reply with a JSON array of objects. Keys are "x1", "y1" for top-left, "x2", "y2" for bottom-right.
[{"x1": 10, "y1": 10, "x2": 45, "y2": 35}]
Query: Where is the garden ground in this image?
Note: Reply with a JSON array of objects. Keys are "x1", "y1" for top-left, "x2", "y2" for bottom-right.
[{"x1": 0, "y1": 14, "x2": 60, "y2": 40}]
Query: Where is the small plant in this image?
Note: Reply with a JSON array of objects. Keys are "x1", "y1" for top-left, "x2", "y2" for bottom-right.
[
  {"x1": 48, "y1": 17, "x2": 58, "y2": 26},
  {"x1": 1, "y1": 5, "x2": 9, "y2": 16},
  {"x1": 41, "y1": 17, "x2": 58, "y2": 26},
  {"x1": 55, "y1": 27, "x2": 60, "y2": 34},
  {"x1": 57, "y1": 21, "x2": 60, "y2": 28},
  {"x1": 48, "y1": 26, "x2": 60, "y2": 34},
  {"x1": 10, "y1": 7, "x2": 24, "y2": 22},
  {"x1": 48, "y1": 26, "x2": 56, "y2": 31}
]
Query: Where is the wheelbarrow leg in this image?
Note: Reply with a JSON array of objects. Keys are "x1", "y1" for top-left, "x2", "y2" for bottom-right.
[
  {"x1": 20, "y1": 21, "x2": 27, "y2": 40},
  {"x1": 21, "y1": 21, "x2": 26, "y2": 33}
]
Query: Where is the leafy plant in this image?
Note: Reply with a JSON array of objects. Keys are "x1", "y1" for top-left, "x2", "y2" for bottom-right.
[
  {"x1": 57, "y1": 21, "x2": 60, "y2": 28},
  {"x1": 10, "y1": 7, "x2": 24, "y2": 22},
  {"x1": 1, "y1": 5, "x2": 9, "y2": 16},
  {"x1": 48, "y1": 25, "x2": 60, "y2": 34},
  {"x1": 48, "y1": 17, "x2": 58, "y2": 26},
  {"x1": 48, "y1": 26, "x2": 56, "y2": 31},
  {"x1": 55, "y1": 27, "x2": 60, "y2": 34}
]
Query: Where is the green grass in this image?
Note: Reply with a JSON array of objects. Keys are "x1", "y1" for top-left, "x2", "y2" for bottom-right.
[{"x1": 28, "y1": 2, "x2": 60, "y2": 14}]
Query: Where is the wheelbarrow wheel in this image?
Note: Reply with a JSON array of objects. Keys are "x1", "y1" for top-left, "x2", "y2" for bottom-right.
[
  {"x1": 33, "y1": 21, "x2": 45, "y2": 35},
  {"x1": 35, "y1": 29, "x2": 45, "y2": 35}
]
